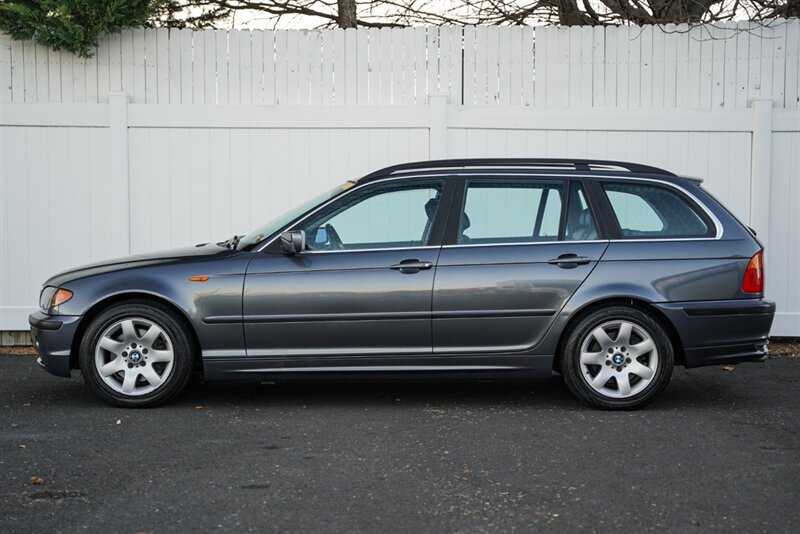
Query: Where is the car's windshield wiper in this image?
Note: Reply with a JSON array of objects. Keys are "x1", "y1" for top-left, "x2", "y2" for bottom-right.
[{"x1": 217, "y1": 235, "x2": 241, "y2": 249}]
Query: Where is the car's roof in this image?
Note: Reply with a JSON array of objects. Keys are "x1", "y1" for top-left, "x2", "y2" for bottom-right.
[{"x1": 357, "y1": 159, "x2": 703, "y2": 186}]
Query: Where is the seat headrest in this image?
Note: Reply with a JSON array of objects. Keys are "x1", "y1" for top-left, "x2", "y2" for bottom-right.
[
  {"x1": 425, "y1": 198, "x2": 438, "y2": 220},
  {"x1": 461, "y1": 212, "x2": 471, "y2": 232},
  {"x1": 578, "y1": 208, "x2": 592, "y2": 227}
]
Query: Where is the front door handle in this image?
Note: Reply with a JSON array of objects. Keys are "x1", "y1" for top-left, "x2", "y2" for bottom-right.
[
  {"x1": 390, "y1": 259, "x2": 433, "y2": 273},
  {"x1": 547, "y1": 254, "x2": 591, "y2": 267}
]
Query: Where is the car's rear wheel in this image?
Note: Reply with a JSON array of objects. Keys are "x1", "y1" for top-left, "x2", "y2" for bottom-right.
[
  {"x1": 79, "y1": 301, "x2": 193, "y2": 407},
  {"x1": 561, "y1": 306, "x2": 674, "y2": 410}
]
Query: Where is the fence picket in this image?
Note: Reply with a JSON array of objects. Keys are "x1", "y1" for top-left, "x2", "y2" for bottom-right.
[
  {"x1": 487, "y1": 26, "x2": 500, "y2": 104},
  {"x1": 0, "y1": 33, "x2": 11, "y2": 103},
  {"x1": 640, "y1": 25, "x2": 654, "y2": 108},
  {"x1": 99, "y1": 37, "x2": 112, "y2": 102},
  {"x1": 191, "y1": 30, "x2": 205, "y2": 105},
  {"x1": 533, "y1": 26, "x2": 545, "y2": 108},
  {"x1": 144, "y1": 28, "x2": 158, "y2": 104},
  {"x1": 250, "y1": 30, "x2": 263, "y2": 105},
  {"x1": 651, "y1": 25, "x2": 665, "y2": 108},
  {"x1": 628, "y1": 27, "x2": 642, "y2": 107},
  {"x1": 760, "y1": 23, "x2": 775, "y2": 100},
  {"x1": 771, "y1": 20, "x2": 787, "y2": 108},
  {"x1": 240, "y1": 30, "x2": 253, "y2": 105},
  {"x1": 734, "y1": 23, "x2": 749, "y2": 108},
  {"x1": 178, "y1": 29, "x2": 191, "y2": 104},
  {"x1": 475, "y1": 26, "x2": 489, "y2": 105},
  {"x1": 264, "y1": 30, "x2": 276, "y2": 105},
  {"x1": 498, "y1": 26, "x2": 512, "y2": 105},
  {"x1": 521, "y1": 27, "x2": 534, "y2": 107},
  {"x1": 320, "y1": 29, "x2": 333, "y2": 106},
  {"x1": 379, "y1": 27, "x2": 392, "y2": 105},
  {"x1": 413, "y1": 27, "x2": 426, "y2": 105},
  {"x1": 509, "y1": 26, "x2": 522, "y2": 107},
  {"x1": 34, "y1": 43, "x2": 49, "y2": 103},
  {"x1": 10, "y1": 40, "x2": 25, "y2": 103},
  {"x1": 710, "y1": 25, "x2": 726, "y2": 109},
  {"x1": 594, "y1": 26, "x2": 607, "y2": 107},
  {"x1": 786, "y1": 20, "x2": 800, "y2": 108},
  {"x1": 568, "y1": 27, "x2": 582, "y2": 107},
  {"x1": 355, "y1": 29, "x2": 368, "y2": 105},
  {"x1": 308, "y1": 30, "x2": 322, "y2": 106},
  {"x1": 229, "y1": 30, "x2": 242, "y2": 105},
  {"x1": 614, "y1": 26, "x2": 627, "y2": 107},
  {"x1": 723, "y1": 23, "x2": 737, "y2": 109},
  {"x1": 275, "y1": 30, "x2": 288, "y2": 105}
]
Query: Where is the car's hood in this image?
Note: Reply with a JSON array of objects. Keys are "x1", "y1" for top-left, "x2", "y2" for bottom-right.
[{"x1": 44, "y1": 243, "x2": 241, "y2": 287}]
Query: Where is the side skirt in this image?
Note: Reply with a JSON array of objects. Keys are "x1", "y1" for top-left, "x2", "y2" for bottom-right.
[{"x1": 202, "y1": 353, "x2": 554, "y2": 382}]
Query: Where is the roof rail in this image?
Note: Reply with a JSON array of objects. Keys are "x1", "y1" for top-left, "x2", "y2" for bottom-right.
[{"x1": 360, "y1": 158, "x2": 676, "y2": 181}]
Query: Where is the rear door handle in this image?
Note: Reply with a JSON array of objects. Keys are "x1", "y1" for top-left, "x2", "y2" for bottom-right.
[
  {"x1": 390, "y1": 259, "x2": 433, "y2": 272},
  {"x1": 547, "y1": 254, "x2": 591, "y2": 267}
]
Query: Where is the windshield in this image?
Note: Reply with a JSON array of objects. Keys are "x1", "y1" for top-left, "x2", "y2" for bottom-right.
[{"x1": 236, "y1": 182, "x2": 355, "y2": 250}]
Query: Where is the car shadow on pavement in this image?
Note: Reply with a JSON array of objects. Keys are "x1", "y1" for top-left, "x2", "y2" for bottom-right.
[
  {"x1": 158, "y1": 368, "x2": 752, "y2": 411},
  {"x1": 10, "y1": 356, "x2": 763, "y2": 411}
]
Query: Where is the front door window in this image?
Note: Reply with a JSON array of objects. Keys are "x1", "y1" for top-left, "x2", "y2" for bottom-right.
[{"x1": 300, "y1": 181, "x2": 446, "y2": 251}]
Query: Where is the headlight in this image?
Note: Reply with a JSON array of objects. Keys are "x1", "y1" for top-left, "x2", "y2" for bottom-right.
[
  {"x1": 40, "y1": 287, "x2": 56, "y2": 310},
  {"x1": 40, "y1": 286, "x2": 73, "y2": 314}
]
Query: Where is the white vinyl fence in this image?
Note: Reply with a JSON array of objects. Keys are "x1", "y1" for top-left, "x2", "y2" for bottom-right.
[{"x1": 1, "y1": 21, "x2": 799, "y2": 336}]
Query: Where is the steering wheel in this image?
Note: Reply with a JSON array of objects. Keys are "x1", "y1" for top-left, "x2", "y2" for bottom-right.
[{"x1": 324, "y1": 223, "x2": 344, "y2": 250}]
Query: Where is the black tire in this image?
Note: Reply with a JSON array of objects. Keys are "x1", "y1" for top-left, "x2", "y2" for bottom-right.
[
  {"x1": 79, "y1": 301, "x2": 194, "y2": 408},
  {"x1": 561, "y1": 306, "x2": 674, "y2": 410}
]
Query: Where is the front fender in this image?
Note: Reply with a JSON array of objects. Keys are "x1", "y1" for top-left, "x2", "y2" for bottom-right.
[{"x1": 55, "y1": 255, "x2": 252, "y2": 359}]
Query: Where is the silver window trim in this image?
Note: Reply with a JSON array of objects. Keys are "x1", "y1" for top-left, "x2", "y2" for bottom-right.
[
  {"x1": 599, "y1": 177, "x2": 723, "y2": 241},
  {"x1": 302, "y1": 245, "x2": 440, "y2": 254},
  {"x1": 441, "y1": 239, "x2": 609, "y2": 249},
  {"x1": 255, "y1": 172, "x2": 723, "y2": 253}
]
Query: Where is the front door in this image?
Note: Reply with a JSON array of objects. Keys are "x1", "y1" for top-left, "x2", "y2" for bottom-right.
[
  {"x1": 433, "y1": 178, "x2": 608, "y2": 353},
  {"x1": 243, "y1": 178, "x2": 451, "y2": 359}
]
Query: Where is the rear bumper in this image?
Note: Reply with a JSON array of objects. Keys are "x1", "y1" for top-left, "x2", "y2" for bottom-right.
[
  {"x1": 655, "y1": 299, "x2": 775, "y2": 368},
  {"x1": 29, "y1": 311, "x2": 82, "y2": 378}
]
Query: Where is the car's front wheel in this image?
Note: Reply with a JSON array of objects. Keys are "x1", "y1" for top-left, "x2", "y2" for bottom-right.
[
  {"x1": 79, "y1": 301, "x2": 194, "y2": 407},
  {"x1": 561, "y1": 306, "x2": 674, "y2": 410}
]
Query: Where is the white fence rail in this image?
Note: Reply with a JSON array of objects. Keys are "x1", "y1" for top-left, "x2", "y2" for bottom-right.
[{"x1": 1, "y1": 22, "x2": 799, "y2": 336}]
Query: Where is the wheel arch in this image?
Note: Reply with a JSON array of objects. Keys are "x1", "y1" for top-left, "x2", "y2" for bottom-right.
[
  {"x1": 70, "y1": 292, "x2": 202, "y2": 371},
  {"x1": 553, "y1": 296, "x2": 685, "y2": 373}
]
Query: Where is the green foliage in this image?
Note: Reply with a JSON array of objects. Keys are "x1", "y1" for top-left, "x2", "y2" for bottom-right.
[{"x1": 0, "y1": 1, "x2": 163, "y2": 57}]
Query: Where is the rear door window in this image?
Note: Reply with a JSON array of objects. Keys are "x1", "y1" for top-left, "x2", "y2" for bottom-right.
[
  {"x1": 459, "y1": 180, "x2": 563, "y2": 245},
  {"x1": 602, "y1": 182, "x2": 713, "y2": 238}
]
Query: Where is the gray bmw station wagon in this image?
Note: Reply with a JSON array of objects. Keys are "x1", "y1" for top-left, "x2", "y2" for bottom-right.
[{"x1": 30, "y1": 159, "x2": 775, "y2": 409}]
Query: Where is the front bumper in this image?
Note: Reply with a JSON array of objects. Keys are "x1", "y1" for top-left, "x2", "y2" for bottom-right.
[
  {"x1": 655, "y1": 299, "x2": 775, "y2": 368},
  {"x1": 29, "y1": 311, "x2": 82, "y2": 378}
]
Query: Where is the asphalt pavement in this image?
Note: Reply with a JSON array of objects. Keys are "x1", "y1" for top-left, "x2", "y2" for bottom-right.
[{"x1": 1, "y1": 354, "x2": 798, "y2": 533}]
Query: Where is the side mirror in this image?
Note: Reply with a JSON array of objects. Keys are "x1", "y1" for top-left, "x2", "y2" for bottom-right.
[{"x1": 279, "y1": 230, "x2": 305, "y2": 255}]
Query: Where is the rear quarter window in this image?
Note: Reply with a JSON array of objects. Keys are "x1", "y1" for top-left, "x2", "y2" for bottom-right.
[{"x1": 602, "y1": 182, "x2": 714, "y2": 239}]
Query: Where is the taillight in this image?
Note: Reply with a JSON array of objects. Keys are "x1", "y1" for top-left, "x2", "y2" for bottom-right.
[{"x1": 742, "y1": 250, "x2": 764, "y2": 294}]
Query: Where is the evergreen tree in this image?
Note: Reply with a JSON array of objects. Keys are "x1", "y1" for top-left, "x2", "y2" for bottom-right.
[{"x1": 0, "y1": 1, "x2": 162, "y2": 57}]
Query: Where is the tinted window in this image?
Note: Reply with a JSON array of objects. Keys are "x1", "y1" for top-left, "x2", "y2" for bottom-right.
[
  {"x1": 565, "y1": 182, "x2": 598, "y2": 241},
  {"x1": 603, "y1": 182, "x2": 712, "y2": 238},
  {"x1": 459, "y1": 180, "x2": 563, "y2": 244},
  {"x1": 301, "y1": 181, "x2": 445, "y2": 250}
]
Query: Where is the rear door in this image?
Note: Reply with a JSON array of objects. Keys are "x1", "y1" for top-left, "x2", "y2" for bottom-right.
[{"x1": 432, "y1": 177, "x2": 608, "y2": 353}]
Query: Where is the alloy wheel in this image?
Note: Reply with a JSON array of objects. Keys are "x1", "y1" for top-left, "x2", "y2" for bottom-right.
[
  {"x1": 94, "y1": 317, "x2": 175, "y2": 396},
  {"x1": 578, "y1": 319, "x2": 659, "y2": 399}
]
